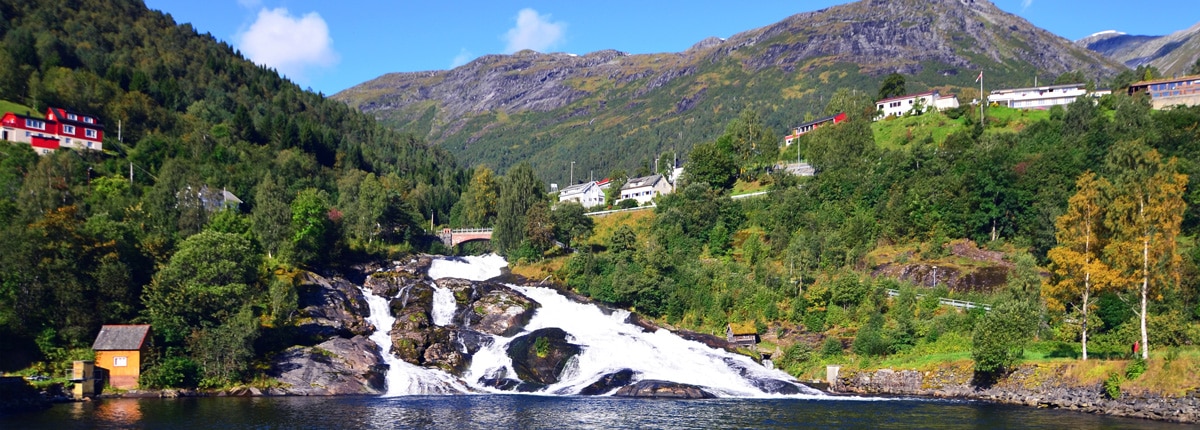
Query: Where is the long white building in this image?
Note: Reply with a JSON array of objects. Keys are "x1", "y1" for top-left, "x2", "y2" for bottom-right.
[
  {"x1": 988, "y1": 83, "x2": 1100, "y2": 110},
  {"x1": 875, "y1": 91, "x2": 959, "y2": 120}
]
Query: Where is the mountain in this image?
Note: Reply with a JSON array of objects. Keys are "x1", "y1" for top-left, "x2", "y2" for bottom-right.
[
  {"x1": 334, "y1": 0, "x2": 1125, "y2": 182},
  {"x1": 1077, "y1": 22, "x2": 1200, "y2": 76}
]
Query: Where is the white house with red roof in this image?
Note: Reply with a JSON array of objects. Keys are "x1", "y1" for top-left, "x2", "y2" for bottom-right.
[{"x1": 1, "y1": 107, "x2": 104, "y2": 154}]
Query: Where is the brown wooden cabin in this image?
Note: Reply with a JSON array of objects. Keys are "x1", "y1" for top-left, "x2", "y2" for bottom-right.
[
  {"x1": 91, "y1": 325, "x2": 151, "y2": 389},
  {"x1": 725, "y1": 322, "x2": 759, "y2": 349}
]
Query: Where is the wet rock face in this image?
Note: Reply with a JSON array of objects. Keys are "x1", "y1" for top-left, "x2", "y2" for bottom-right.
[
  {"x1": 613, "y1": 380, "x2": 716, "y2": 399},
  {"x1": 466, "y1": 285, "x2": 538, "y2": 337},
  {"x1": 269, "y1": 336, "x2": 385, "y2": 395},
  {"x1": 578, "y1": 369, "x2": 638, "y2": 395},
  {"x1": 507, "y1": 328, "x2": 582, "y2": 385},
  {"x1": 294, "y1": 273, "x2": 374, "y2": 340}
]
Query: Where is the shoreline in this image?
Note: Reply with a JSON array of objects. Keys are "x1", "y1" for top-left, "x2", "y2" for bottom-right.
[{"x1": 830, "y1": 365, "x2": 1200, "y2": 424}]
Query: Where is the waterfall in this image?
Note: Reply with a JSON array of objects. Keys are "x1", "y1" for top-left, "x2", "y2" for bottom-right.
[
  {"x1": 369, "y1": 253, "x2": 827, "y2": 398},
  {"x1": 360, "y1": 287, "x2": 467, "y2": 396},
  {"x1": 431, "y1": 287, "x2": 456, "y2": 326}
]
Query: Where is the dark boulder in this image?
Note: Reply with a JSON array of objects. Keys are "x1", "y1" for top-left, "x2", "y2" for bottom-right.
[
  {"x1": 578, "y1": 369, "x2": 638, "y2": 395},
  {"x1": 613, "y1": 380, "x2": 716, "y2": 399},
  {"x1": 460, "y1": 283, "x2": 538, "y2": 337},
  {"x1": 752, "y1": 378, "x2": 804, "y2": 395},
  {"x1": 268, "y1": 336, "x2": 385, "y2": 395},
  {"x1": 507, "y1": 328, "x2": 581, "y2": 385},
  {"x1": 293, "y1": 273, "x2": 373, "y2": 340}
]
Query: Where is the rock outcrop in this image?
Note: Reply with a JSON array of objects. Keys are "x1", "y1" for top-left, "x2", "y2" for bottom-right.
[
  {"x1": 294, "y1": 273, "x2": 373, "y2": 340},
  {"x1": 0, "y1": 377, "x2": 50, "y2": 415},
  {"x1": 269, "y1": 336, "x2": 385, "y2": 395},
  {"x1": 578, "y1": 369, "x2": 638, "y2": 395},
  {"x1": 614, "y1": 380, "x2": 716, "y2": 399},
  {"x1": 506, "y1": 328, "x2": 582, "y2": 385}
]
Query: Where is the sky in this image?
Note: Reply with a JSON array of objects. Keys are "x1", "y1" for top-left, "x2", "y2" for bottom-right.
[{"x1": 142, "y1": 0, "x2": 1200, "y2": 95}]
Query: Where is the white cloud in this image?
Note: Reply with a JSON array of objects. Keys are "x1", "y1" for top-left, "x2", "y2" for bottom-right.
[
  {"x1": 451, "y1": 49, "x2": 473, "y2": 68},
  {"x1": 503, "y1": 8, "x2": 565, "y2": 54},
  {"x1": 238, "y1": 8, "x2": 338, "y2": 83},
  {"x1": 1021, "y1": 0, "x2": 1033, "y2": 11}
]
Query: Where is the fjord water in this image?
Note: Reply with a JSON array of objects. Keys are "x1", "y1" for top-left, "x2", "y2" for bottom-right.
[{"x1": 9, "y1": 395, "x2": 1184, "y2": 429}]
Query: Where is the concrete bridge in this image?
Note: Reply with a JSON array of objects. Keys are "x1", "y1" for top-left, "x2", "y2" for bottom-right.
[{"x1": 438, "y1": 228, "x2": 493, "y2": 247}]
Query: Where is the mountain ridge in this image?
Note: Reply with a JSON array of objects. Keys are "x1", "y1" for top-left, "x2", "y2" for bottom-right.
[
  {"x1": 1077, "y1": 21, "x2": 1200, "y2": 76},
  {"x1": 334, "y1": 0, "x2": 1126, "y2": 180}
]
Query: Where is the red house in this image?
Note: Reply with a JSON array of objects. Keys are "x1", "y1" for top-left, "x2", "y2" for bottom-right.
[
  {"x1": 1, "y1": 107, "x2": 104, "y2": 154},
  {"x1": 783, "y1": 112, "x2": 847, "y2": 146},
  {"x1": 45, "y1": 107, "x2": 104, "y2": 151}
]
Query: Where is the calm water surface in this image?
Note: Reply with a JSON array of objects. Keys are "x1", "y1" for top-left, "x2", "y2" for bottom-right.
[{"x1": 2, "y1": 395, "x2": 1185, "y2": 429}]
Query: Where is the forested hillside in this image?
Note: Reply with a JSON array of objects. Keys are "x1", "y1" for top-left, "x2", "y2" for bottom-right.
[{"x1": 0, "y1": 0, "x2": 463, "y2": 380}]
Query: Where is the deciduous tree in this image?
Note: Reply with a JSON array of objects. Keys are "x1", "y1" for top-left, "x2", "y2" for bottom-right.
[{"x1": 1045, "y1": 171, "x2": 1114, "y2": 360}]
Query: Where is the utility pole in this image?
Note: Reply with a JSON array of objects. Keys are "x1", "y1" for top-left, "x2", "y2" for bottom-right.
[{"x1": 570, "y1": 161, "x2": 575, "y2": 184}]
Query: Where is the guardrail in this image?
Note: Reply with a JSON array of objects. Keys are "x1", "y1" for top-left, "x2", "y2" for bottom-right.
[
  {"x1": 584, "y1": 205, "x2": 656, "y2": 217},
  {"x1": 446, "y1": 228, "x2": 493, "y2": 233},
  {"x1": 885, "y1": 289, "x2": 991, "y2": 311}
]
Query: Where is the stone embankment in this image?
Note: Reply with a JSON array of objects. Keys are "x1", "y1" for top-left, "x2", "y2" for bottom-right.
[{"x1": 833, "y1": 365, "x2": 1200, "y2": 424}]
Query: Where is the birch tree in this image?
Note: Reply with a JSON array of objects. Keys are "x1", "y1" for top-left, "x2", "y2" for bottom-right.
[
  {"x1": 1104, "y1": 143, "x2": 1187, "y2": 360},
  {"x1": 1045, "y1": 171, "x2": 1113, "y2": 360}
]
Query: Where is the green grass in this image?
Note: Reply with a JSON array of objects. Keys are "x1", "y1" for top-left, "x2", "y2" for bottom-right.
[
  {"x1": 0, "y1": 99, "x2": 40, "y2": 117},
  {"x1": 872, "y1": 111, "x2": 968, "y2": 149}
]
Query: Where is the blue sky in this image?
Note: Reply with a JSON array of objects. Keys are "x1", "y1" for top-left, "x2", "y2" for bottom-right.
[{"x1": 143, "y1": 0, "x2": 1200, "y2": 95}]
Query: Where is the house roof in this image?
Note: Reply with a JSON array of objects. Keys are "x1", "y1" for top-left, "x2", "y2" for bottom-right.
[
  {"x1": 620, "y1": 174, "x2": 665, "y2": 190},
  {"x1": 1130, "y1": 74, "x2": 1200, "y2": 88},
  {"x1": 92, "y1": 324, "x2": 151, "y2": 351},
  {"x1": 877, "y1": 90, "x2": 937, "y2": 105},
  {"x1": 990, "y1": 83, "x2": 1086, "y2": 95},
  {"x1": 47, "y1": 107, "x2": 104, "y2": 129},
  {"x1": 728, "y1": 322, "x2": 757, "y2": 336},
  {"x1": 793, "y1": 112, "x2": 845, "y2": 130},
  {"x1": 559, "y1": 181, "x2": 595, "y2": 196}
]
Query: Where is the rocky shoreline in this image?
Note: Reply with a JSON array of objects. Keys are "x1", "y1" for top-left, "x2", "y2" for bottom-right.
[{"x1": 832, "y1": 365, "x2": 1200, "y2": 424}]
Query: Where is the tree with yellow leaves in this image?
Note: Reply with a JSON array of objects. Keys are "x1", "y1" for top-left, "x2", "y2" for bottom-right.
[
  {"x1": 1045, "y1": 171, "x2": 1114, "y2": 360},
  {"x1": 1103, "y1": 142, "x2": 1187, "y2": 360}
]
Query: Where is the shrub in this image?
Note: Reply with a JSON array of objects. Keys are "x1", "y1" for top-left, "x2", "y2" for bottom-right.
[
  {"x1": 972, "y1": 300, "x2": 1037, "y2": 374},
  {"x1": 140, "y1": 356, "x2": 202, "y2": 389},
  {"x1": 1125, "y1": 357, "x2": 1147, "y2": 380},
  {"x1": 804, "y1": 311, "x2": 826, "y2": 332},
  {"x1": 853, "y1": 313, "x2": 891, "y2": 357},
  {"x1": 1104, "y1": 372, "x2": 1122, "y2": 399},
  {"x1": 820, "y1": 337, "x2": 843, "y2": 357}
]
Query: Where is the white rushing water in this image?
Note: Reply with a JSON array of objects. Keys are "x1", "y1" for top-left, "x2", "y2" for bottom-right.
[
  {"x1": 431, "y1": 287, "x2": 456, "y2": 326},
  {"x1": 360, "y1": 287, "x2": 467, "y2": 396},
  {"x1": 372, "y1": 253, "x2": 830, "y2": 398}
]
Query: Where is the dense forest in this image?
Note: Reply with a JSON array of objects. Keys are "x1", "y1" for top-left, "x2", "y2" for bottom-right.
[{"x1": 0, "y1": 0, "x2": 465, "y2": 385}]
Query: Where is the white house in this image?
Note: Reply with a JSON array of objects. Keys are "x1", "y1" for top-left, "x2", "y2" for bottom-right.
[
  {"x1": 988, "y1": 83, "x2": 1099, "y2": 110},
  {"x1": 875, "y1": 90, "x2": 959, "y2": 120},
  {"x1": 620, "y1": 174, "x2": 672, "y2": 205},
  {"x1": 558, "y1": 181, "x2": 605, "y2": 208}
]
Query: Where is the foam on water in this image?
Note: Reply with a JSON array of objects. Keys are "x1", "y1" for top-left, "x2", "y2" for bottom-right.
[
  {"x1": 361, "y1": 287, "x2": 468, "y2": 396},
  {"x1": 427, "y1": 254, "x2": 507, "y2": 281}
]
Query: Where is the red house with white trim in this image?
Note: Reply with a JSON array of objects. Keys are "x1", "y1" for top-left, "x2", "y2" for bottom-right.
[{"x1": 1, "y1": 107, "x2": 104, "y2": 154}]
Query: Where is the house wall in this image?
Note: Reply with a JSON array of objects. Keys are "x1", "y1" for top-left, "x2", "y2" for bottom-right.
[{"x1": 96, "y1": 350, "x2": 142, "y2": 389}]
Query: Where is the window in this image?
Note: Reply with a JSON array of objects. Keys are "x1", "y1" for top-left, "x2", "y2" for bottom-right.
[
  {"x1": 84, "y1": 117, "x2": 94, "y2": 124},
  {"x1": 25, "y1": 119, "x2": 44, "y2": 130},
  {"x1": 85, "y1": 129, "x2": 97, "y2": 138},
  {"x1": 67, "y1": 113, "x2": 77, "y2": 120},
  {"x1": 114, "y1": 356, "x2": 128, "y2": 367},
  {"x1": 63, "y1": 125, "x2": 75, "y2": 134}
]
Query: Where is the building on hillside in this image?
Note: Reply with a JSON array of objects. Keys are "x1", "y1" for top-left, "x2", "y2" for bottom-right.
[
  {"x1": 875, "y1": 90, "x2": 959, "y2": 120},
  {"x1": 784, "y1": 112, "x2": 847, "y2": 146},
  {"x1": 619, "y1": 174, "x2": 671, "y2": 205},
  {"x1": 92, "y1": 325, "x2": 151, "y2": 390},
  {"x1": 777, "y1": 162, "x2": 816, "y2": 177},
  {"x1": 1128, "y1": 75, "x2": 1200, "y2": 109},
  {"x1": 988, "y1": 83, "x2": 1105, "y2": 110},
  {"x1": 1, "y1": 107, "x2": 104, "y2": 154},
  {"x1": 726, "y1": 322, "x2": 759, "y2": 349},
  {"x1": 558, "y1": 181, "x2": 605, "y2": 208},
  {"x1": 596, "y1": 178, "x2": 612, "y2": 189}
]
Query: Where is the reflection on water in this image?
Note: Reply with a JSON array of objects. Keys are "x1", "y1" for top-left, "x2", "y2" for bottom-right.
[{"x1": 3, "y1": 395, "x2": 1186, "y2": 430}]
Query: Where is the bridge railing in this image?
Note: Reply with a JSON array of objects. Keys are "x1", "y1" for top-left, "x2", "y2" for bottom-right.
[
  {"x1": 885, "y1": 289, "x2": 991, "y2": 311},
  {"x1": 444, "y1": 228, "x2": 494, "y2": 234}
]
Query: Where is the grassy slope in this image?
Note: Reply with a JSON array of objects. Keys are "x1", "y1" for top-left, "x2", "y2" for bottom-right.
[{"x1": 0, "y1": 100, "x2": 42, "y2": 118}]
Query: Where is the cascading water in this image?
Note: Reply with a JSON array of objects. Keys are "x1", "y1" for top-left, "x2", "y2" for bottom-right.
[
  {"x1": 361, "y1": 286, "x2": 467, "y2": 396},
  {"x1": 414, "y1": 253, "x2": 826, "y2": 398},
  {"x1": 431, "y1": 287, "x2": 456, "y2": 326}
]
